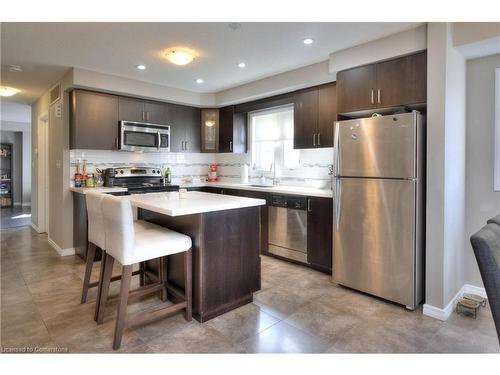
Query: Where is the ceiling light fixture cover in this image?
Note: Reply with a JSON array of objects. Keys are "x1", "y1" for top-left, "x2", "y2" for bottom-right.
[
  {"x1": 165, "y1": 49, "x2": 195, "y2": 66},
  {"x1": 238, "y1": 62, "x2": 246, "y2": 68},
  {"x1": 0, "y1": 86, "x2": 20, "y2": 97},
  {"x1": 196, "y1": 78, "x2": 204, "y2": 84},
  {"x1": 136, "y1": 64, "x2": 146, "y2": 70},
  {"x1": 303, "y1": 38, "x2": 314, "y2": 45}
]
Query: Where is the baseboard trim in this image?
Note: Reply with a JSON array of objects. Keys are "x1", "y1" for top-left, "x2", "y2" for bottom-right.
[
  {"x1": 48, "y1": 237, "x2": 75, "y2": 257},
  {"x1": 31, "y1": 222, "x2": 42, "y2": 233},
  {"x1": 423, "y1": 283, "x2": 487, "y2": 321}
]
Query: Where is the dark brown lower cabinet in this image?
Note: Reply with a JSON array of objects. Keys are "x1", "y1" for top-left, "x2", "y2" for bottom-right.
[{"x1": 307, "y1": 196, "x2": 333, "y2": 273}]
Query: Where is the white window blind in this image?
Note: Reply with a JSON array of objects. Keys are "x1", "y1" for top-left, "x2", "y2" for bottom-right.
[{"x1": 250, "y1": 105, "x2": 299, "y2": 171}]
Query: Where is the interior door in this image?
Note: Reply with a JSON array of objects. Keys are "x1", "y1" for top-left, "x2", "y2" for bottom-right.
[
  {"x1": 333, "y1": 177, "x2": 416, "y2": 307},
  {"x1": 336, "y1": 113, "x2": 417, "y2": 179}
]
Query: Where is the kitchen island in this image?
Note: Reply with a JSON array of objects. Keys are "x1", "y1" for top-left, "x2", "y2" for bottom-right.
[{"x1": 127, "y1": 191, "x2": 266, "y2": 322}]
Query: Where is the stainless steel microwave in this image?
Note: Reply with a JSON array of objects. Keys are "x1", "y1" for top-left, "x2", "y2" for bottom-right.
[{"x1": 119, "y1": 121, "x2": 170, "y2": 152}]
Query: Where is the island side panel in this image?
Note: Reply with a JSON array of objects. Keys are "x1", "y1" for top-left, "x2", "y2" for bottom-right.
[
  {"x1": 200, "y1": 206, "x2": 261, "y2": 321},
  {"x1": 139, "y1": 205, "x2": 261, "y2": 322}
]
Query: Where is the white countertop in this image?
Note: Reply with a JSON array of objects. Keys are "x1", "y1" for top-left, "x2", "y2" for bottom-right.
[
  {"x1": 179, "y1": 182, "x2": 333, "y2": 198},
  {"x1": 70, "y1": 186, "x2": 128, "y2": 194},
  {"x1": 126, "y1": 191, "x2": 266, "y2": 217},
  {"x1": 70, "y1": 182, "x2": 333, "y2": 198}
]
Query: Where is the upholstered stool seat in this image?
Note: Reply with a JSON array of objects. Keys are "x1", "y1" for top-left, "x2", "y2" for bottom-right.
[{"x1": 96, "y1": 194, "x2": 193, "y2": 350}]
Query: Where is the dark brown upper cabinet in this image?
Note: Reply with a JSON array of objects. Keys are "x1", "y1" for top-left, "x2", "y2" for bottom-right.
[
  {"x1": 337, "y1": 51, "x2": 427, "y2": 114},
  {"x1": 118, "y1": 96, "x2": 171, "y2": 124},
  {"x1": 376, "y1": 51, "x2": 427, "y2": 108},
  {"x1": 218, "y1": 106, "x2": 247, "y2": 154},
  {"x1": 337, "y1": 64, "x2": 377, "y2": 113},
  {"x1": 307, "y1": 196, "x2": 333, "y2": 273},
  {"x1": 118, "y1": 96, "x2": 147, "y2": 122},
  {"x1": 294, "y1": 88, "x2": 318, "y2": 149},
  {"x1": 294, "y1": 83, "x2": 337, "y2": 149},
  {"x1": 70, "y1": 90, "x2": 119, "y2": 150}
]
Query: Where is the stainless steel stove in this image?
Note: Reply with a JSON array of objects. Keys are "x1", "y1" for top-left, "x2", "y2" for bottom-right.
[{"x1": 104, "y1": 166, "x2": 179, "y2": 194}]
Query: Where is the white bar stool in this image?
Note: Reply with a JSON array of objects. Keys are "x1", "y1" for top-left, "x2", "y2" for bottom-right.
[
  {"x1": 97, "y1": 194, "x2": 193, "y2": 350},
  {"x1": 81, "y1": 193, "x2": 145, "y2": 312}
]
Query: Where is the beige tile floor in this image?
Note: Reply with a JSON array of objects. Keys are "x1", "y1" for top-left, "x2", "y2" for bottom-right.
[{"x1": 1, "y1": 226, "x2": 499, "y2": 353}]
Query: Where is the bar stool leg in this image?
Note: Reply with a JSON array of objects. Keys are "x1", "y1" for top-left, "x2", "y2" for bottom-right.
[
  {"x1": 139, "y1": 262, "x2": 145, "y2": 287},
  {"x1": 184, "y1": 248, "x2": 192, "y2": 321},
  {"x1": 113, "y1": 264, "x2": 133, "y2": 350},
  {"x1": 96, "y1": 253, "x2": 114, "y2": 324},
  {"x1": 160, "y1": 257, "x2": 168, "y2": 302},
  {"x1": 81, "y1": 243, "x2": 96, "y2": 304}
]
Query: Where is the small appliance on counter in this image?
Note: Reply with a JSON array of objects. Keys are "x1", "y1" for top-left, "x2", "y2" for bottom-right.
[
  {"x1": 208, "y1": 163, "x2": 218, "y2": 182},
  {"x1": 104, "y1": 166, "x2": 179, "y2": 194}
]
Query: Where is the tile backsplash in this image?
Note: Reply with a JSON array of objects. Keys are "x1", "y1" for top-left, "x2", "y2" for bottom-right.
[{"x1": 70, "y1": 148, "x2": 333, "y2": 189}]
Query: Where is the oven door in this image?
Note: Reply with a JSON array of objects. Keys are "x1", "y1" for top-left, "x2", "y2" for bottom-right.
[{"x1": 120, "y1": 121, "x2": 170, "y2": 152}]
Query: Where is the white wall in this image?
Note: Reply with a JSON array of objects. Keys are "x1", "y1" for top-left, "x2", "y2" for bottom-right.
[
  {"x1": 328, "y1": 25, "x2": 427, "y2": 73},
  {"x1": 424, "y1": 23, "x2": 467, "y2": 314},
  {"x1": 464, "y1": 53, "x2": 500, "y2": 287},
  {"x1": 215, "y1": 61, "x2": 335, "y2": 106}
]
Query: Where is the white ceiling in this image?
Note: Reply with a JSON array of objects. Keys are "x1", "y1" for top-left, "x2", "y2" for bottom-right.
[
  {"x1": 1, "y1": 22, "x2": 422, "y2": 104},
  {"x1": 0, "y1": 101, "x2": 32, "y2": 123}
]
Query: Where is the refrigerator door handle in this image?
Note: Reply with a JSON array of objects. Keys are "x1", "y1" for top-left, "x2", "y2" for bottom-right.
[
  {"x1": 333, "y1": 122, "x2": 341, "y2": 177},
  {"x1": 335, "y1": 178, "x2": 342, "y2": 231}
]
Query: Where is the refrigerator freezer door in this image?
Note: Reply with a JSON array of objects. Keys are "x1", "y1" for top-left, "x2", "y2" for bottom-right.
[
  {"x1": 333, "y1": 177, "x2": 416, "y2": 308},
  {"x1": 335, "y1": 113, "x2": 417, "y2": 179}
]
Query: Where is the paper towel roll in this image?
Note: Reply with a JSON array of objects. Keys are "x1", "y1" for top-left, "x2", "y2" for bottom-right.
[{"x1": 240, "y1": 164, "x2": 249, "y2": 184}]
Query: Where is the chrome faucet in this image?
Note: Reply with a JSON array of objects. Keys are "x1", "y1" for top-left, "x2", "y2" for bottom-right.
[{"x1": 272, "y1": 163, "x2": 280, "y2": 186}]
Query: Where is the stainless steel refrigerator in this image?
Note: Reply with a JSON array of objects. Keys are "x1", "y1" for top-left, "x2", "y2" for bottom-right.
[{"x1": 332, "y1": 111, "x2": 425, "y2": 310}]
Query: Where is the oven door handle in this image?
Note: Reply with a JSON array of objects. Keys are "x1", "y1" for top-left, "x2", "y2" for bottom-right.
[{"x1": 157, "y1": 131, "x2": 161, "y2": 150}]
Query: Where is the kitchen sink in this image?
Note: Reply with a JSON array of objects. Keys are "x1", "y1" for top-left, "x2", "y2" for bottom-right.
[{"x1": 249, "y1": 184, "x2": 275, "y2": 188}]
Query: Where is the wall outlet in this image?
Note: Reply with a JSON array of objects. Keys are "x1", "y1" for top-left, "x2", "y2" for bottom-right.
[{"x1": 55, "y1": 102, "x2": 62, "y2": 118}]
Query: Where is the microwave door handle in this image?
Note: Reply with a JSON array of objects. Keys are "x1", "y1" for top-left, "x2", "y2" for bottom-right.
[{"x1": 157, "y1": 131, "x2": 161, "y2": 150}]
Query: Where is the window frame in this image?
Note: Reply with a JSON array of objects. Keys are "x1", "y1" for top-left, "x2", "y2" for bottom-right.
[{"x1": 248, "y1": 104, "x2": 296, "y2": 171}]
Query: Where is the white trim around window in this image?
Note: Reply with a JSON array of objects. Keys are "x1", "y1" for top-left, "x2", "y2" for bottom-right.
[{"x1": 495, "y1": 68, "x2": 500, "y2": 191}]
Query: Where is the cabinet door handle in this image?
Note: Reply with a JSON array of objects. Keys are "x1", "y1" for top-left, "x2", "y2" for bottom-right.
[
  {"x1": 229, "y1": 141, "x2": 233, "y2": 152},
  {"x1": 371, "y1": 89, "x2": 375, "y2": 105},
  {"x1": 115, "y1": 137, "x2": 119, "y2": 149},
  {"x1": 317, "y1": 133, "x2": 321, "y2": 146},
  {"x1": 307, "y1": 198, "x2": 312, "y2": 212},
  {"x1": 184, "y1": 141, "x2": 188, "y2": 151},
  {"x1": 312, "y1": 133, "x2": 316, "y2": 146},
  {"x1": 377, "y1": 89, "x2": 381, "y2": 104}
]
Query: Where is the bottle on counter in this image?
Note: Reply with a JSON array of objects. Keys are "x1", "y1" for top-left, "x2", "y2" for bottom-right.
[
  {"x1": 85, "y1": 173, "x2": 95, "y2": 187},
  {"x1": 164, "y1": 167, "x2": 172, "y2": 184}
]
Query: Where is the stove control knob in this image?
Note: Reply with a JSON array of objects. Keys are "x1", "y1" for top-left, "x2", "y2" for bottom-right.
[{"x1": 119, "y1": 170, "x2": 124, "y2": 174}]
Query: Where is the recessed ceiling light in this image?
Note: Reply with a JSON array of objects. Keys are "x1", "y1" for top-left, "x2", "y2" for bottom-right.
[
  {"x1": 303, "y1": 38, "x2": 314, "y2": 45},
  {"x1": 196, "y1": 78, "x2": 204, "y2": 84},
  {"x1": 0, "y1": 86, "x2": 20, "y2": 97},
  {"x1": 136, "y1": 64, "x2": 146, "y2": 70},
  {"x1": 8, "y1": 65, "x2": 23, "y2": 73},
  {"x1": 165, "y1": 49, "x2": 195, "y2": 66},
  {"x1": 238, "y1": 62, "x2": 246, "y2": 68}
]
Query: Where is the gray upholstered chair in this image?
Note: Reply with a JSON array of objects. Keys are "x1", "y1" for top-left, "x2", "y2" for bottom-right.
[
  {"x1": 470, "y1": 222, "x2": 500, "y2": 342},
  {"x1": 487, "y1": 214, "x2": 500, "y2": 226}
]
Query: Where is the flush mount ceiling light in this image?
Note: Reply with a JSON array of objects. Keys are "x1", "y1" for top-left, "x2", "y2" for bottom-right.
[
  {"x1": 165, "y1": 48, "x2": 195, "y2": 66},
  {"x1": 238, "y1": 62, "x2": 246, "y2": 68},
  {"x1": 196, "y1": 78, "x2": 204, "y2": 84},
  {"x1": 303, "y1": 38, "x2": 314, "y2": 45},
  {"x1": 136, "y1": 64, "x2": 146, "y2": 70},
  {"x1": 0, "y1": 86, "x2": 20, "y2": 97}
]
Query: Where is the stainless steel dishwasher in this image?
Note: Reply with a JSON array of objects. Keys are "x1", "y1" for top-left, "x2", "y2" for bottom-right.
[{"x1": 268, "y1": 194, "x2": 308, "y2": 263}]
